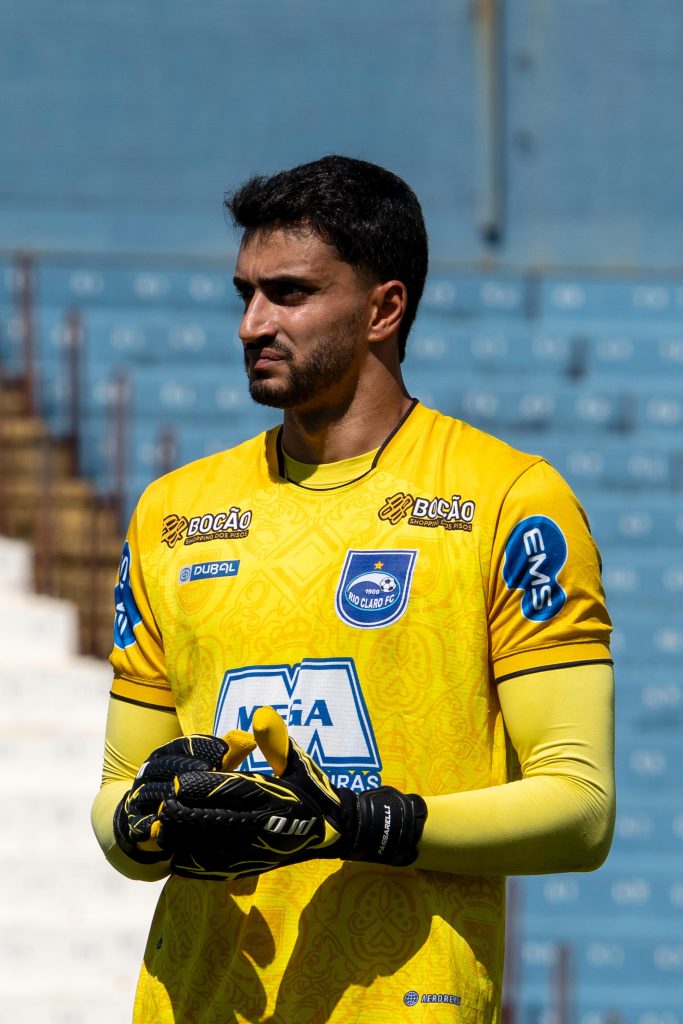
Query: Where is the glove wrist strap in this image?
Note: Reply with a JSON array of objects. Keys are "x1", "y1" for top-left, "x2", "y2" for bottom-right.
[{"x1": 349, "y1": 787, "x2": 428, "y2": 867}]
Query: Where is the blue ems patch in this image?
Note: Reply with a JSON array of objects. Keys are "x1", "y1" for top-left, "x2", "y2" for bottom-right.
[
  {"x1": 178, "y1": 560, "x2": 240, "y2": 584},
  {"x1": 335, "y1": 549, "x2": 418, "y2": 629},
  {"x1": 503, "y1": 515, "x2": 567, "y2": 621},
  {"x1": 113, "y1": 541, "x2": 142, "y2": 649}
]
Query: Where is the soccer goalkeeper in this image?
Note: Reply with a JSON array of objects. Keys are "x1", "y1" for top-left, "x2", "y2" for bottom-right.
[{"x1": 92, "y1": 155, "x2": 615, "y2": 1024}]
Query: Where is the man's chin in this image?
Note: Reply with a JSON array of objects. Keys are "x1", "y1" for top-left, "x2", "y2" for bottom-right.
[{"x1": 248, "y1": 380, "x2": 298, "y2": 410}]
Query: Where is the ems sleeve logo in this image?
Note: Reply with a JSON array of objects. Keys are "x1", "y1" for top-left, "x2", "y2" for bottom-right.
[
  {"x1": 335, "y1": 549, "x2": 418, "y2": 629},
  {"x1": 503, "y1": 515, "x2": 567, "y2": 621},
  {"x1": 113, "y1": 541, "x2": 142, "y2": 648}
]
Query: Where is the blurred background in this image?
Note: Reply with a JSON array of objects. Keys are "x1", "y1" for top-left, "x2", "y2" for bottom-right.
[{"x1": 0, "y1": 1, "x2": 681, "y2": 1021}]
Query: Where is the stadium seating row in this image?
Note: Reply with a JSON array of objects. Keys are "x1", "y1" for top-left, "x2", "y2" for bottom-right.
[
  {"x1": 5, "y1": 257, "x2": 683, "y2": 321},
  {"x1": 4, "y1": 302, "x2": 683, "y2": 382}
]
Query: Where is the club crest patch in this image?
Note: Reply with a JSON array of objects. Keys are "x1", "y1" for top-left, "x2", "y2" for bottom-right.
[{"x1": 335, "y1": 549, "x2": 418, "y2": 629}]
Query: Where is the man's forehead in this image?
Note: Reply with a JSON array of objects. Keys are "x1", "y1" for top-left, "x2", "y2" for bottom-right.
[{"x1": 235, "y1": 225, "x2": 341, "y2": 276}]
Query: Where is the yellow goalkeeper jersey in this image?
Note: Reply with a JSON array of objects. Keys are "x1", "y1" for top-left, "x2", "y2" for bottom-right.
[{"x1": 111, "y1": 401, "x2": 611, "y2": 1024}]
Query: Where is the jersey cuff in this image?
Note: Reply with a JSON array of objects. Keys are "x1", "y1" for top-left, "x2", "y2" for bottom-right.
[
  {"x1": 492, "y1": 641, "x2": 612, "y2": 684},
  {"x1": 111, "y1": 674, "x2": 176, "y2": 711}
]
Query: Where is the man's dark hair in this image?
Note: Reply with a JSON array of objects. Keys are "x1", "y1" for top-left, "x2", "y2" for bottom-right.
[{"x1": 225, "y1": 155, "x2": 428, "y2": 362}]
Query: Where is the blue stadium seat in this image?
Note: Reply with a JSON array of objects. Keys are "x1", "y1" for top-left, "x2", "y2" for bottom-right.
[
  {"x1": 615, "y1": 665, "x2": 683, "y2": 734},
  {"x1": 502, "y1": 432, "x2": 682, "y2": 495},
  {"x1": 539, "y1": 275, "x2": 683, "y2": 320},
  {"x1": 601, "y1": 550, "x2": 683, "y2": 608},
  {"x1": 404, "y1": 367, "x2": 681, "y2": 437},
  {"x1": 80, "y1": 407, "x2": 277, "y2": 505},
  {"x1": 586, "y1": 327, "x2": 683, "y2": 379},
  {"x1": 520, "y1": 864, "x2": 683, "y2": 921},
  {"x1": 37, "y1": 304, "x2": 243, "y2": 366},
  {"x1": 586, "y1": 494, "x2": 683, "y2": 549},
  {"x1": 518, "y1": 932, "x2": 683, "y2": 1022},
  {"x1": 37, "y1": 263, "x2": 241, "y2": 311},
  {"x1": 0, "y1": 305, "x2": 24, "y2": 377},
  {"x1": 611, "y1": 795, "x2": 683, "y2": 858},
  {"x1": 420, "y1": 272, "x2": 528, "y2": 317},
  {"x1": 613, "y1": 734, "x2": 681, "y2": 794},
  {"x1": 126, "y1": 364, "x2": 252, "y2": 420},
  {"x1": 407, "y1": 320, "x2": 575, "y2": 376},
  {"x1": 0, "y1": 261, "x2": 16, "y2": 303},
  {"x1": 610, "y1": 610, "x2": 683, "y2": 665}
]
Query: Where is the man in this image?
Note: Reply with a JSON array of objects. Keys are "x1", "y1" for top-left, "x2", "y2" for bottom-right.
[{"x1": 92, "y1": 155, "x2": 615, "y2": 1023}]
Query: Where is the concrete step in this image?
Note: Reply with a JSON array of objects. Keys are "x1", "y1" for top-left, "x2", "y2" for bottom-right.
[
  {"x1": 0, "y1": 991, "x2": 139, "y2": 1024},
  {"x1": 0, "y1": 535, "x2": 32, "y2": 592},
  {"x1": 0, "y1": 850, "x2": 163, "y2": 929},
  {"x1": 0, "y1": 589, "x2": 79, "y2": 663},
  {"x1": 0, "y1": 657, "x2": 112, "y2": 724},
  {"x1": 0, "y1": 918, "x2": 156, "y2": 1003},
  {"x1": 0, "y1": 727, "x2": 109, "y2": 795}
]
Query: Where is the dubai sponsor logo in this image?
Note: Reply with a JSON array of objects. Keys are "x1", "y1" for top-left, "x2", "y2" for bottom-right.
[
  {"x1": 503, "y1": 515, "x2": 568, "y2": 621},
  {"x1": 178, "y1": 560, "x2": 240, "y2": 584},
  {"x1": 162, "y1": 507, "x2": 253, "y2": 547},
  {"x1": 213, "y1": 657, "x2": 382, "y2": 791},
  {"x1": 335, "y1": 549, "x2": 418, "y2": 629},
  {"x1": 113, "y1": 541, "x2": 142, "y2": 649},
  {"x1": 378, "y1": 491, "x2": 475, "y2": 531}
]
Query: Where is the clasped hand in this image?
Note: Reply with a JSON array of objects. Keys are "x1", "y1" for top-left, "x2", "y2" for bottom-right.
[{"x1": 114, "y1": 707, "x2": 426, "y2": 880}]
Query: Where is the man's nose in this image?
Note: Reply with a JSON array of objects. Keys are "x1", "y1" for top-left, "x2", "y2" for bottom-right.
[{"x1": 239, "y1": 292, "x2": 277, "y2": 344}]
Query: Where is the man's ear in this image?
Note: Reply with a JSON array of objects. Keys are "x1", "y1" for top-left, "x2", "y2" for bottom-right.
[{"x1": 368, "y1": 281, "x2": 407, "y2": 344}]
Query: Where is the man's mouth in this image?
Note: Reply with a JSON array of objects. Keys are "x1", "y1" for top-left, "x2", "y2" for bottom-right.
[{"x1": 246, "y1": 346, "x2": 288, "y2": 372}]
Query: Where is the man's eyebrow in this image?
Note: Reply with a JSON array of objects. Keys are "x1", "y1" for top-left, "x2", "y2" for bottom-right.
[{"x1": 233, "y1": 272, "x2": 316, "y2": 290}]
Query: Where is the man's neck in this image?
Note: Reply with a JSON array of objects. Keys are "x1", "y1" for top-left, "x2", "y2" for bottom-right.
[{"x1": 280, "y1": 374, "x2": 412, "y2": 464}]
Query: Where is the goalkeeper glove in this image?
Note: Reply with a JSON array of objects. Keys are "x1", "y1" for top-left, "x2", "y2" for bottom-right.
[
  {"x1": 161, "y1": 706, "x2": 427, "y2": 880},
  {"x1": 113, "y1": 731, "x2": 256, "y2": 864}
]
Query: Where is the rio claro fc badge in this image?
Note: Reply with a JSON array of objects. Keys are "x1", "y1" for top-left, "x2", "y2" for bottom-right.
[{"x1": 335, "y1": 550, "x2": 418, "y2": 629}]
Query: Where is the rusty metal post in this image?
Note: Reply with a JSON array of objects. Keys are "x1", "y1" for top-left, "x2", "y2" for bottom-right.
[
  {"x1": 158, "y1": 425, "x2": 177, "y2": 478},
  {"x1": 473, "y1": 0, "x2": 505, "y2": 244},
  {"x1": 552, "y1": 943, "x2": 575, "y2": 1024},
  {"x1": 112, "y1": 370, "x2": 130, "y2": 534},
  {"x1": 16, "y1": 254, "x2": 37, "y2": 415},
  {"x1": 0, "y1": 365, "x2": 7, "y2": 536},
  {"x1": 87, "y1": 494, "x2": 100, "y2": 657},
  {"x1": 502, "y1": 877, "x2": 522, "y2": 1024},
  {"x1": 33, "y1": 430, "x2": 54, "y2": 595},
  {"x1": 65, "y1": 307, "x2": 84, "y2": 475}
]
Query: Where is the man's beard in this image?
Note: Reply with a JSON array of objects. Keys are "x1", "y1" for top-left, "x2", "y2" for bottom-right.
[{"x1": 244, "y1": 318, "x2": 362, "y2": 410}]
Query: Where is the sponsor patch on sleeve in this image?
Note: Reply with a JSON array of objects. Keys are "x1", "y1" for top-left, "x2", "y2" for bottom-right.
[
  {"x1": 114, "y1": 541, "x2": 143, "y2": 648},
  {"x1": 503, "y1": 515, "x2": 567, "y2": 621}
]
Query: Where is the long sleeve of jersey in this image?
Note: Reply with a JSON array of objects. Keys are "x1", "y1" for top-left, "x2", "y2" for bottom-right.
[
  {"x1": 417, "y1": 661, "x2": 615, "y2": 875},
  {"x1": 90, "y1": 696, "x2": 182, "y2": 881}
]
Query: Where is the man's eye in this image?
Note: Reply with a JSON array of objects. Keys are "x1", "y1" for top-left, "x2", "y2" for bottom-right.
[{"x1": 273, "y1": 284, "x2": 305, "y2": 302}]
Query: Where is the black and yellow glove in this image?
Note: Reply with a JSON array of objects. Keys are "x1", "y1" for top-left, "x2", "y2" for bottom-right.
[
  {"x1": 160, "y1": 707, "x2": 427, "y2": 881},
  {"x1": 113, "y1": 731, "x2": 256, "y2": 864}
]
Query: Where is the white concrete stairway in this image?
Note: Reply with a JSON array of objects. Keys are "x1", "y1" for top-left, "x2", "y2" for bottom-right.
[{"x1": 0, "y1": 536, "x2": 162, "y2": 1024}]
